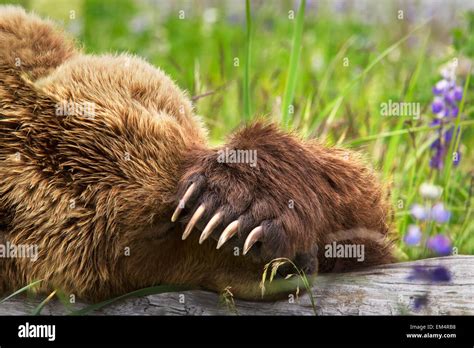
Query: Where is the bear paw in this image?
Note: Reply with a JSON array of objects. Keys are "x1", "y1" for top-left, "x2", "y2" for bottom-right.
[{"x1": 171, "y1": 173, "x2": 310, "y2": 263}]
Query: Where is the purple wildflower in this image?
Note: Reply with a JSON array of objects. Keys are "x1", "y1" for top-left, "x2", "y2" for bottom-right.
[
  {"x1": 407, "y1": 266, "x2": 451, "y2": 311},
  {"x1": 445, "y1": 127, "x2": 454, "y2": 142},
  {"x1": 407, "y1": 265, "x2": 452, "y2": 282},
  {"x1": 430, "y1": 203, "x2": 451, "y2": 223},
  {"x1": 431, "y1": 97, "x2": 444, "y2": 113},
  {"x1": 451, "y1": 107, "x2": 459, "y2": 117},
  {"x1": 453, "y1": 86, "x2": 463, "y2": 101},
  {"x1": 413, "y1": 294, "x2": 429, "y2": 311},
  {"x1": 453, "y1": 151, "x2": 461, "y2": 166},
  {"x1": 410, "y1": 200, "x2": 451, "y2": 224},
  {"x1": 404, "y1": 225, "x2": 422, "y2": 246},
  {"x1": 427, "y1": 234, "x2": 452, "y2": 255},
  {"x1": 432, "y1": 266, "x2": 452, "y2": 281},
  {"x1": 432, "y1": 79, "x2": 448, "y2": 95},
  {"x1": 429, "y1": 63, "x2": 463, "y2": 169},
  {"x1": 430, "y1": 139, "x2": 446, "y2": 169},
  {"x1": 410, "y1": 204, "x2": 429, "y2": 220}
]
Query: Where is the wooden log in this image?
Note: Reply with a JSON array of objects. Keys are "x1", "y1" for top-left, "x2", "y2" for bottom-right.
[{"x1": 1, "y1": 255, "x2": 473, "y2": 315}]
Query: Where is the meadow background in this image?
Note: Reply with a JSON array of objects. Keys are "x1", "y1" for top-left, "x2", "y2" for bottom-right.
[{"x1": 3, "y1": 0, "x2": 473, "y2": 260}]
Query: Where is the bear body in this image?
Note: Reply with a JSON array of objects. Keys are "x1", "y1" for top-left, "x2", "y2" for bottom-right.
[{"x1": 0, "y1": 6, "x2": 394, "y2": 302}]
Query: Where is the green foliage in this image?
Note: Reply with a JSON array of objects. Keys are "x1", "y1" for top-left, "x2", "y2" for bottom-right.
[
  {"x1": 243, "y1": 0, "x2": 252, "y2": 121},
  {"x1": 453, "y1": 11, "x2": 474, "y2": 58},
  {"x1": 0, "y1": 279, "x2": 43, "y2": 305},
  {"x1": 281, "y1": 0, "x2": 306, "y2": 128}
]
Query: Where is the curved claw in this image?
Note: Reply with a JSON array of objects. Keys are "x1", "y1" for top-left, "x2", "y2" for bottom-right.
[
  {"x1": 171, "y1": 183, "x2": 196, "y2": 222},
  {"x1": 199, "y1": 212, "x2": 223, "y2": 244},
  {"x1": 182, "y1": 204, "x2": 205, "y2": 240},
  {"x1": 216, "y1": 220, "x2": 239, "y2": 249},
  {"x1": 243, "y1": 226, "x2": 263, "y2": 255}
]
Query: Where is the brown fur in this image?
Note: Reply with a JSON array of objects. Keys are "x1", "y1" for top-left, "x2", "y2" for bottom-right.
[{"x1": 0, "y1": 6, "x2": 395, "y2": 302}]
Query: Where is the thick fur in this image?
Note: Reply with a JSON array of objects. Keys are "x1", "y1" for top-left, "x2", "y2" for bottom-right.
[{"x1": 0, "y1": 6, "x2": 395, "y2": 302}]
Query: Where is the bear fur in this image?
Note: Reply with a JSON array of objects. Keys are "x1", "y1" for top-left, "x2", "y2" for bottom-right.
[{"x1": 0, "y1": 6, "x2": 395, "y2": 302}]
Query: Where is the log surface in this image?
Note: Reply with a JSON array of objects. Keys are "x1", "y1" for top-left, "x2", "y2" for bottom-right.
[{"x1": 1, "y1": 255, "x2": 473, "y2": 315}]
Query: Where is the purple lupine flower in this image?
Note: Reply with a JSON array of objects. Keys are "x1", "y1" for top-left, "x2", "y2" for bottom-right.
[
  {"x1": 427, "y1": 234, "x2": 452, "y2": 255},
  {"x1": 429, "y1": 63, "x2": 464, "y2": 169},
  {"x1": 407, "y1": 265, "x2": 452, "y2": 282},
  {"x1": 432, "y1": 266, "x2": 452, "y2": 281},
  {"x1": 454, "y1": 86, "x2": 463, "y2": 101},
  {"x1": 451, "y1": 107, "x2": 459, "y2": 117},
  {"x1": 413, "y1": 294, "x2": 429, "y2": 311},
  {"x1": 444, "y1": 90, "x2": 456, "y2": 105},
  {"x1": 445, "y1": 127, "x2": 454, "y2": 143},
  {"x1": 431, "y1": 203, "x2": 451, "y2": 223},
  {"x1": 410, "y1": 204, "x2": 429, "y2": 220},
  {"x1": 404, "y1": 225, "x2": 422, "y2": 246},
  {"x1": 432, "y1": 79, "x2": 448, "y2": 95},
  {"x1": 430, "y1": 145, "x2": 445, "y2": 169},
  {"x1": 431, "y1": 97, "x2": 444, "y2": 113},
  {"x1": 411, "y1": 202, "x2": 451, "y2": 222},
  {"x1": 453, "y1": 151, "x2": 461, "y2": 166}
]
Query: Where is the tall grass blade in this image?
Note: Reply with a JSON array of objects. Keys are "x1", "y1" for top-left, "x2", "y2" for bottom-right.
[
  {"x1": 382, "y1": 33, "x2": 430, "y2": 180},
  {"x1": 0, "y1": 279, "x2": 43, "y2": 305},
  {"x1": 32, "y1": 290, "x2": 57, "y2": 316},
  {"x1": 342, "y1": 120, "x2": 474, "y2": 146},
  {"x1": 243, "y1": 0, "x2": 252, "y2": 121},
  {"x1": 281, "y1": 0, "x2": 306, "y2": 129}
]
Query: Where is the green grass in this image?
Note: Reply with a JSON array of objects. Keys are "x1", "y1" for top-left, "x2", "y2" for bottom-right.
[
  {"x1": 443, "y1": 69, "x2": 472, "y2": 203},
  {"x1": 243, "y1": 0, "x2": 252, "y2": 121},
  {"x1": 0, "y1": 279, "x2": 43, "y2": 305},
  {"x1": 260, "y1": 258, "x2": 317, "y2": 315},
  {"x1": 281, "y1": 0, "x2": 306, "y2": 128}
]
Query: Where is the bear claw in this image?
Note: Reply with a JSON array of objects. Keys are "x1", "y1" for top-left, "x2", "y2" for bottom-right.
[
  {"x1": 243, "y1": 226, "x2": 263, "y2": 255},
  {"x1": 182, "y1": 203, "x2": 205, "y2": 240},
  {"x1": 199, "y1": 212, "x2": 223, "y2": 244},
  {"x1": 216, "y1": 220, "x2": 239, "y2": 249},
  {"x1": 171, "y1": 182, "x2": 197, "y2": 223},
  {"x1": 173, "y1": 180, "x2": 271, "y2": 257}
]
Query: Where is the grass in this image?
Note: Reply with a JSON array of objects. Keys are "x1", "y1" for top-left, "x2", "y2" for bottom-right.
[
  {"x1": 0, "y1": 279, "x2": 43, "y2": 305},
  {"x1": 1, "y1": 0, "x2": 473, "y2": 312},
  {"x1": 31, "y1": 290, "x2": 57, "y2": 315},
  {"x1": 281, "y1": 0, "x2": 306, "y2": 128},
  {"x1": 243, "y1": 0, "x2": 252, "y2": 121},
  {"x1": 260, "y1": 258, "x2": 317, "y2": 315},
  {"x1": 443, "y1": 68, "x2": 472, "y2": 203}
]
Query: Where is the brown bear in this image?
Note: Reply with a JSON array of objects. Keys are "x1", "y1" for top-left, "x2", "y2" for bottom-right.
[{"x1": 0, "y1": 6, "x2": 394, "y2": 302}]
